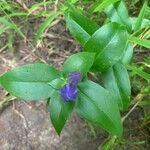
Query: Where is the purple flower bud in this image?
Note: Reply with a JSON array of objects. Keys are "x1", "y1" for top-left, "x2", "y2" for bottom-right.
[
  {"x1": 69, "y1": 72, "x2": 81, "y2": 86},
  {"x1": 60, "y1": 84, "x2": 78, "y2": 102}
]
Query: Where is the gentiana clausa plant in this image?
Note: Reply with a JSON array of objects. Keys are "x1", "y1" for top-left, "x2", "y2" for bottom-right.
[{"x1": 0, "y1": 1, "x2": 149, "y2": 143}]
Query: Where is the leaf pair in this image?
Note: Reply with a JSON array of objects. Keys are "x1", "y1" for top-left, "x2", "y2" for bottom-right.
[
  {"x1": 0, "y1": 63, "x2": 60, "y2": 100},
  {"x1": 65, "y1": 7, "x2": 128, "y2": 72}
]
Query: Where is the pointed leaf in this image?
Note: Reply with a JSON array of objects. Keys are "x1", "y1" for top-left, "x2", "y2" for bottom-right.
[
  {"x1": 122, "y1": 43, "x2": 133, "y2": 65},
  {"x1": 49, "y1": 91, "x2": 74, "y2": 135},
  {"x1": 76, "y1": 80, "x2": 122, "y2": 137},
  {"x1": 102, "y1": 63, "x2": 131, "y2": 111},
  {"x1": 105, "y1": 1, "x2": 132, "y2": 32},
  {"x1": 0, "y1": 63, "x2": 60, "y2": 100},
  {"x1": 63, "y1": 52, "x2": 95, "y2": 76},
  {"x1": 130, "y1": 17, "x2": 150, "y2": 31},
  {"x1": 93, "y1": 0, "x2": 120, "y2": 12},
  {"x1": 65, "y1": 4, "x2": 99, "y2": 45},
  {"x1": 134, "y1": 1, "x2": 147, "y2": 32},
  {"x1": 128, "y1": 36, "x2": 150, "y2": 49},
  {"x1": 65, "y1": 13, "x2": 91, "y2": 45},
  {"x1": 128, "y1": 65, "x2": 150, "y2": 81}
]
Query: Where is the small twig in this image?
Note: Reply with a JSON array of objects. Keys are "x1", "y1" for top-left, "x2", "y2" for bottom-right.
[
  {"x1": 16, "y1": 0, "x2": 28, "y2": 11},
  {"x1": 122, "y1": 93, "x2": 144, "y2": 122},
  {"x1": 89, "y1": 72, "x2": 99, "y2": 82},
  {"x1": 43, "y1": 0, "x2": 47, "y2": 11},
  {"x1": 136, "y1": 62, "x2": 150, "y2": 68},
  {"x1": 0, "y1": 95, "x2": 16, "y2": 112},
  {"x1": 14, "y1": 109, "x2": 28, "y2": 129},
  {"x1": 0, "y1": 45, "x2": 7, "y2": 53},
  {"x1": 54, "y1": 0, "x2": 59, "y2": 12},
  {"x1": 44, "y1": 33, "x2": 74, "y2": 42},
  {"x1": 13, "y1": 101, "x2": 28, "y2": 129}
]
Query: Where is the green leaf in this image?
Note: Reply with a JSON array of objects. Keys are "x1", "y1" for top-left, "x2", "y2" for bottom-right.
[
  {"x1": 139, "y1": 100, "x2": 150, "y2": 106},
  {"x1": 84, "y1": 23, "x2": 127, "y2": 72},
  {"x1": 102, "y1": 63, "x2": 131, "y2": 111},
  {"x1": 105, "y1": 1, "x2": 132, "y2": 32},
  {"x1": 128, "y1": 36, "x2": 150, "y2": 49},
  {"x1": 130, "y1": 17, "x2": 150, "y2": 31},
  {"x1": 65, "y1": 13, "x2": 91, "y2": 45},
  {"x1": 93, "y1": 0, "x2": 120, "y2": 12},
  {"x1": 7, "y1": 31, "x2": 14, "y2": 51},
  {"x1": 0, "y1": 63, "x2": 60, "y2": 100},
  {"x1": 0, "y1": 26, "x2": 9, "y2": 35},
  {"x1": 65, "y1": 4, "x2": 99, "y2": 45},
  {"x1": 8, "y1": 12, "x2": 28, "y2": 17},
  {"x1": 63, "y1": 52, "x2": 95, "y2": 76},
  {"x1": 76, "y1": 80, "x2": 122, "y2": 137},
  {"x1": 99, "y1": 136, "x2": 116, "y2": 150},
  {"x1": 122, "y1": 43, "x2": 133, "y2": 65},
  {"x1": 134, "y1": 1, "x2": 147, "y2": 32},
  {"x1": 0, "y1": 17, "x2": 24, "y2": 38},
  {"x1": 128, "y1": 65, "x2": 150, "y2": 81},
  {"x1": 35, "y1": 12, "x2": 60, "y2": 43},
  {"x1": 48, "y1": 91, "x2": 74, "y2": 135},
  {"x1": 48, "y1": 78, "x2": 66, "y2": 90}
]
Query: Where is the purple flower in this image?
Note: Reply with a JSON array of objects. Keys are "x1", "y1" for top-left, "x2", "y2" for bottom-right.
[
  {"x1": 69, "y1": 72, "x2": 81, "y2": 86},
  {"x1": 60, "y1": 84, "x2": 78, "y2": 102}
]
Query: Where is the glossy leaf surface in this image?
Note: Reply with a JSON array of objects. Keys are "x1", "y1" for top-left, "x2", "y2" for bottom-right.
[
  {"x1": 102, "y1": 63, "x2": 131, "y2": 111},
  {"x1": 65, "y1": 4, "x2": 99, "y2": 45},
  {"x1": 49, "y1": 91, "x2": 74, "y2": 135},
  {"x1": 0, "y1": 63, "x2": 60, "y2": 100},
  {"x1": 122, "y1": 43, "x2": 133, "y2": 65},
  {"x1": 63, "y1": 52, "x2": 95, "y2": 76},
  {"x1": 76, "y1": 80, "x2": 122, "y2": 137},
  {"x1": 105, "y1": 1, "x2": 132, "y2": 32},
  {"x1": 84, "y1": 23, "x2": 127, "y2": 72}
]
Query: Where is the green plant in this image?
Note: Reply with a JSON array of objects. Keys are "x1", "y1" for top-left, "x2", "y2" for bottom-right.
[{"x1": 0, "y1": 0, "x2": 150, "y2": 149}]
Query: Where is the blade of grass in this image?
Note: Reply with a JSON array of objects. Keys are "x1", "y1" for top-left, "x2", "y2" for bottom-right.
[
  {"x1": 8, "y1": 12, "x2": 28, "y2": 17},
  {"x1": 128, "y1": 65, "x2": 150, "y2": 81},
  {"x1": 99, "y1": 136, "x2": 116, "y2": 150},
  {"x1": 7, "y1": 32, "x2": 14, "y2": 51},
  {"x1": 139, "y1": 100, "x2": 150, "y2": 106},
  {"x1": 0, "y1": 26, "x2": 9, "y2": 35},
  {"x1": 128, "y1": 36, "x2": 150, "y2": 49},
  {"x1": 93, "y1": 0, "x2": 120, "y2": 12},
  {"x1": 28, "y1": 0, "x2": 53, "y2": 15},
  {"x1": 0, "y1": 17, "x2": 24, "y2": 38},
  {"x1": 35, "y1": 11, "x2": 60, "y2": 44},
  {"x1": 134, "y1": 1, "x2": 147, "y2": 32}
]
